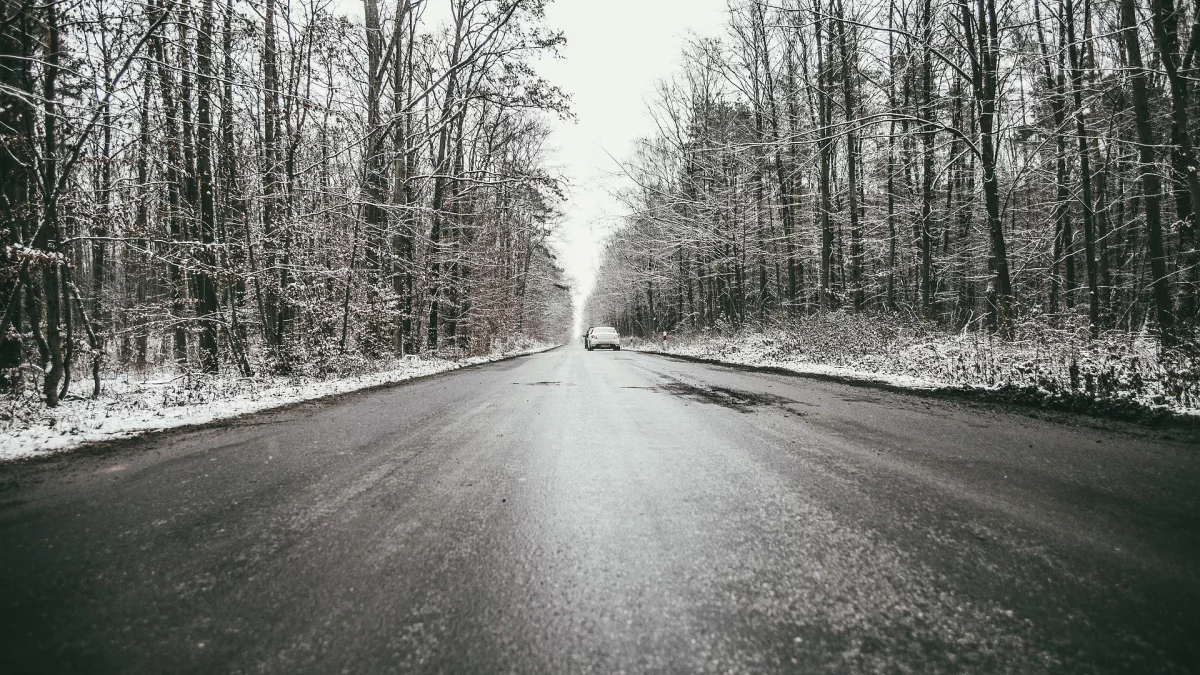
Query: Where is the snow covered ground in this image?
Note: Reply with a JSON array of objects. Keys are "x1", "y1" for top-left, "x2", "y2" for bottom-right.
[
  {"x1": 637, "y1": 335, "x2": 944, "y2": 391},
  {"x1": 1, "y1": 342, "x2": 558, "y2": 461},
  {"x1": 630, "y1": 315, "x2": 1200, "y2": 418}
]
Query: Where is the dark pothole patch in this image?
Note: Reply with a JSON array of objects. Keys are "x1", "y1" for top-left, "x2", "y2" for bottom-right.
[
  {"x1": 659, "y1": 382, "x2": 798, "y2": 414},
  {"x1": 515, "y1": 381, "x2": 567, "y2": 386}
]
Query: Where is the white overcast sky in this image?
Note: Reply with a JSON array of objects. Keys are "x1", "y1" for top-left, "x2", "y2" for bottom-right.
[{"x1": 538, "y1": 0, "x2": 729, "y2": 314}]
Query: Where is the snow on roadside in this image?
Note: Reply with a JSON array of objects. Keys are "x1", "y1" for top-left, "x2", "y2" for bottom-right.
[
  {"x1": 1, "y1": 342, "x2": 557, "y2": 461},
  {"x1": 633, "y1": 335, "x2": 948, "y2": 390},
  {"x1": 629, "y1": 320, "x2": 1200, "y2": 418}
]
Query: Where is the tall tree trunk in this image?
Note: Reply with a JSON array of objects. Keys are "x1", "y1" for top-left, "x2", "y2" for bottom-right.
[
  {"x1": 134, "y1": 63, "x2": 152, "y2": 368},
  {"x1": 753, "y1": 2, "x2": 798, "y2": 307},
  {"x1": 195, "y1": 0, "x2": 219, "y2": 372},
  {"x1": 220, "y1": 0, "x2": 252, "y2": 376},
  {"x1": 961, "y1": 0, "x2": 1014, "y2": 331},
  {"x1": 0, "y1": 0, "x2": 34, "y2": 387},
  {"x1": 392, "y1": 0, "x2": 415, "y2": 353},
  {"x1": 834, "y1": 0, "x2": 865, "y2": 312},
  {"x1": 885, "y1": 1, "x2": 899, "y2": 311},
  {"x1": 92, "y1": 28, "x2": 114, "y2": 349},
  {"x1": 1064, "y1": 0, "x2": 1101, "y2": 334},
  {"x1": 40, "y1": 0, "x2": 64, "y2": 406},
  {"x1": 815, "y1": 2, "x2": 835, "y2": 310},
  {"x1": 1035, "y1": 0, "x2": 1076, "y2": 312},
  {"x1": 1122, "y1": 0, "x2": 1175, "y2": 341},
  {"x1": 362, "y1": 0, "x2": 387, "y2": 306},
  {"x1": 150, "y1": 0, "x2": 188, "y2": 364},
  {"x1": 1150, "y1": 0, "x2": 1200, "y2": 323},
  {"x1": 919, "y1": 0, "x2": 936, "y2": 315},
  {"x1": 262, "y1": 0, "x2": 284, "y2": 353},
  {"x1": 427, "y1": 6, "x2": 466, "y2": 350}
]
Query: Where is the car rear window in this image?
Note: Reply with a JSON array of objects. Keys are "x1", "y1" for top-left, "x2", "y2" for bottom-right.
[{"x1": 592, "y1": 328, "x2": 617, "y2": 336}]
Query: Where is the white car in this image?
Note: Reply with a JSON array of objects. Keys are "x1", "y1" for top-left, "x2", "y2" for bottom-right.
[{"x1": 586, "y1": 326, "x2": 621, "y2": 351}]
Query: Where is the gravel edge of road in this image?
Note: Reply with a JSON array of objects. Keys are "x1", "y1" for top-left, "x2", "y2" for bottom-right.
[
  {"x1": 0, "y1": 345, "x2": 564, "y2": 473},
  {"x1": 639, "y1": 349, "x2": 1200, "y2": 440}
]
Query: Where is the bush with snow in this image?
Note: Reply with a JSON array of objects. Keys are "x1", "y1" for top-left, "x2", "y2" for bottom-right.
[{"x1": 637, "y1": 312, "x2": 1199, "y2": 416}]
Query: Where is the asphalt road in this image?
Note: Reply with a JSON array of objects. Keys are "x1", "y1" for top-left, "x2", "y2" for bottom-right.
[{"x1": 1, "y1": 347, "x2": 1197, "y2": 674}]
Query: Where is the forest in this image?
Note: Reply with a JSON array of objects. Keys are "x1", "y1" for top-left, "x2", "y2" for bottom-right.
[
  {"x1": 585, "y1": 0, "x2": 1200, "y2": 381},
  {"x1": 0, "y1": 0, "x2": 575, "y2": 409}
]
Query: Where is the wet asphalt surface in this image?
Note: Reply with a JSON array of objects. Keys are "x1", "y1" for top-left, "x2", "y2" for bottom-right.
[{"x1": 0, "y1": 346, "x2": 1197, "y2": 674}]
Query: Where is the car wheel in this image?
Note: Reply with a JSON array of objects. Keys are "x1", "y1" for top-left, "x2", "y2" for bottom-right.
[
  {"x1": 587, "y1": 346, "x2": 594, "y2": 351},
  {"x1": 615, "y1": 346, "x2": 621, "y2": 351}
]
